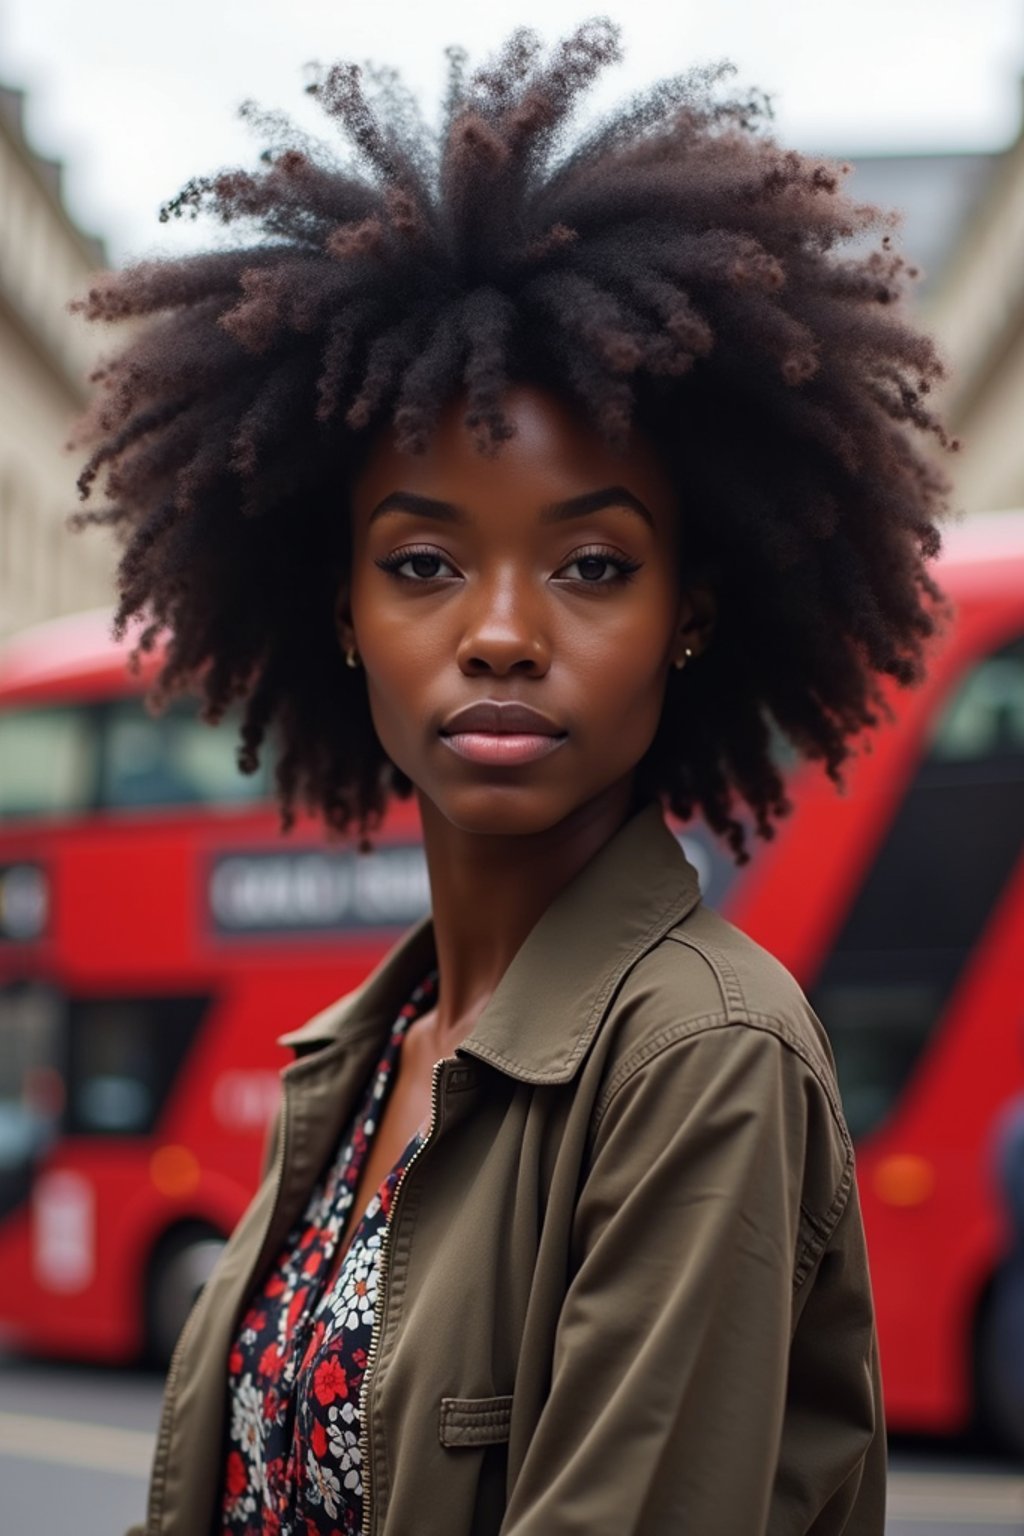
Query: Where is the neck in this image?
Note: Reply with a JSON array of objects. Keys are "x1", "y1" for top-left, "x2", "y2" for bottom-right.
[{"x1": 416, "y1": 777, "x2": 640, "y2": 1044}]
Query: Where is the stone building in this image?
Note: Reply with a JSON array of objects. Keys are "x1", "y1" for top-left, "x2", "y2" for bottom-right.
[
  {"x1": 840, "y1": 91, "x2": 1024, "y2": 515},
  {"x1": 923, "y1": 84, "x2": 1024, "y2": 514},
  {"x1": 0, "y1": 82, "x2": 112, "y2": 642}
]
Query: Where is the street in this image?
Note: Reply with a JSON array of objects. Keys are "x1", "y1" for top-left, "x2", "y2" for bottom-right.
[{"x1": 0, "y1": 1359, "x2": 1021, "y2": 1535}]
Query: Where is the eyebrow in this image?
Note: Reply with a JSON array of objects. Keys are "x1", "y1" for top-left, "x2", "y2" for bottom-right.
[{"x1": 367, "y1": 485, "x2": 654, "y2": 529}]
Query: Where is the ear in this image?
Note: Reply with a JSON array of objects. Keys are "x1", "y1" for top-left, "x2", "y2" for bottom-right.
[
  {"x1": 672, "y1": 581, "x2": 716, "y2": 666},
  {"x1": 334, "y1": 580, "x2": 356, "y2": 655}
]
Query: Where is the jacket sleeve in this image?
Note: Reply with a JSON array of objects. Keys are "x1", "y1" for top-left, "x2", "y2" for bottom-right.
[{"x1": 499, "y1": 1021, "x2": 884, "y2": 1536}]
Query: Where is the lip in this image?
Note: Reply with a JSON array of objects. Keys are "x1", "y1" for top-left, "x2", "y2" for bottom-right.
[
  {"x1": 439, "y1": 700, "x2": 566, "y2": 737},
  {"x1": 440, "y1": 732, "x2": 567, "y2": 766},
  {"x1": 438, "y1": 700, "x2": 568, "y2": 768}
]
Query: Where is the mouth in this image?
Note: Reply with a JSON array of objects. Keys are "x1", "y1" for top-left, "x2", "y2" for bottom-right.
[
  {"x1": 440, "y1": 731, "x2": 567, "y2": 766},
  {"x1": 438, "y1": 700, "x2": 568, "y2": 768}
]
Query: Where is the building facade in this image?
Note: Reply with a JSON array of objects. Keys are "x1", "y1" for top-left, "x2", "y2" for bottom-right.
[
  {"x1": 0, "y1": 83, "x2": 113, "y2": 642},
  {"x1": 924, "y1": 82, "x2": 1024, "y2": 515}
]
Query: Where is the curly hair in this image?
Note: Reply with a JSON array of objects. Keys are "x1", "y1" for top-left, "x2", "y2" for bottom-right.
[{"x1": 70, "y1": 18, "x2": 955, "y2": 859}]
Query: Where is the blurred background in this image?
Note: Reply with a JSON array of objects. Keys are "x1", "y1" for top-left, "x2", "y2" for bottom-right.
[{"x1": 0, "y1": 2, "x2": 1023, "y2": 1532}]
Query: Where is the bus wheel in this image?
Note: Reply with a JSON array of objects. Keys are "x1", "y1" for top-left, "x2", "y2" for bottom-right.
[
  {"x1": 976, "y1": 1258, "x2": 1024, "y2": 1457},
  {"x1": 145, "y1": 1222, "x2": 226, "y2": 1367}
]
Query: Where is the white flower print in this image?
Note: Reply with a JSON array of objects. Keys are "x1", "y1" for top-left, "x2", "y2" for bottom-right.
[
  {"x1": 327, "y1": 1404, "x2": 363, "y2": 1494},
  {"x1": 323, "y1": 1189, "x2": 355, "y2": 1247},
  {"x1": 222, "y1": 1494, "x2": 246, "y2": 1525},
  {"x1": 331, "y1": 1242, "x2": 379, "y2": 1331},
  {"x1": 224, "y1": 1485, "x2": 258, "y2": 1525},
  {"x1": 306, "y1": 1447, "x2": 342, "y2": 1519},
  {"x1": 230, "y1": 1374, "x2": 265, "y2": 1461}
]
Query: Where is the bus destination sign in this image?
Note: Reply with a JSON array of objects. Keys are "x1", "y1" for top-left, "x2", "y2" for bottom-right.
[{"x1": 207, "y1": 844, "x2": 431, "y2": 936}]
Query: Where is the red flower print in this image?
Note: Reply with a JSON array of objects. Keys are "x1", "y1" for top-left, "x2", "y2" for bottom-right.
[
  {"x1": 259, "y1": 1341, "x2": 285, "y2": 1379},
  {"x1": 228, "y1": 1346, "x2": 244, "y2": 1375},
  {"x1": 285, "y1": 1285, "x2": 309, "y2": 1339},
  {"x1": 311, "y1": 1419, "x2": 328, "y2": 1458},
  {"x1": 226, "y1": 1450, "x2": 247, "y2": 1498},
  {"x1": 265, "y1": 1454, "x2": 286, "y2": 1507},
  {"x1": 303, "y1": 1249, "x2": 323, "y2": 1275},
  {"x1": 264, "y1": 1272, "x2": 286, "y2": 1298},
  {"x1": 300, "y1": 1320, "x2": 327, "y2": 1373},
  {"x1": 313, "y1": 1357, "x2": 349, "y2": 1405}
]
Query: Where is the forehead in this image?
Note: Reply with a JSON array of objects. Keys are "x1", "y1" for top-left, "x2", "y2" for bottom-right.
[{"x1": 351, "y1": 383, "x2": 678, "y2": 521}]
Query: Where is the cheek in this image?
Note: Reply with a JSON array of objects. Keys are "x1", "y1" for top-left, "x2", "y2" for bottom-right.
[
  {"x1": 360, "y1": 670, "x2": 422, "y2": 786},
  {"x1": 351, "y1": 570, "x2": 428, "y2": 675},
  {"x1": 347, "y1": 590, "x2": 408, "y2": 732},
  {"x1": 559, "y1": 645, "x2": 671, "y2": 785},
  {"x1": 570, "y1": 584, "x2": 678, "y2": 688},
  {"x1": 359, "y1": 645, "x2": 419, "y2": 734},
  {"x1": 358, "y1": 618, "x2": 448, "y2": 758}
]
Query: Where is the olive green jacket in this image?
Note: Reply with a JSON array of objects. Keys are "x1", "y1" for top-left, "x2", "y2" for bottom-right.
[{"x1": 131, "y1": 800, "x2": 885, "y2": 1536}]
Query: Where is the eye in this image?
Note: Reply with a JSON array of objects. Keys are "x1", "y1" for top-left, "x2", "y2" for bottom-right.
[
  {"x1": 375, "y1": 546, "x2": 459, "y2": 582},
  {"x1": 557, "y1": 547, "x2": 642, "y2": 585}
]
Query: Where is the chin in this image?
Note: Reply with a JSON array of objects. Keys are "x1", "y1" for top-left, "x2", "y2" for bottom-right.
[{"x1": 418, "y1": 781, "x2": 584, "y2": 839}]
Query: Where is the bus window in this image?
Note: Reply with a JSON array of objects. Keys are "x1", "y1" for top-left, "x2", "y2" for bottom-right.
[
  {"x1": 100, "y1": 699, "x2": 272, "y2": 811},
  {"x1": 0, "y1": 707, "x2": 98, "y2": 818},
  {"x1": 0, "y1": 983, "x2": 64, "y2": 1219},
  {"x1": 66, "y1": 994, "x2": 211, "y2": 1136},
  {"x1": 812, "y1": 634, "x2": 1024, "y2": 1140},
  {"x1": 928, "y1": 650, "x2": 1024, "y2": 761}
]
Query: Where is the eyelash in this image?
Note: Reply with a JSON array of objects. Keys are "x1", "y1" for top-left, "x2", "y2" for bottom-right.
[{"x1": 374, "y1": 544, "x2": 642, "y2": 586}]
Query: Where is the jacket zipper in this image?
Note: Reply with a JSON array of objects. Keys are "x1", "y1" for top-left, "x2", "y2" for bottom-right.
[
  {"x1": 359, "y1": 1056, "x2": 445, "y2": 1536},
  {"x1": 147, "y1": 1093, "x2": 292, "y2": 1534}
]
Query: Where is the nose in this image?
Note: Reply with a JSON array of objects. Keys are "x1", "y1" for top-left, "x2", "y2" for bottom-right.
[{"x1": 455, "y1": 570, "x2": 551, "y2": 678}]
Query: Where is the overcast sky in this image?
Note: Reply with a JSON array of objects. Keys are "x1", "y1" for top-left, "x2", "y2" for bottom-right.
[{"x1": 2, "y1": 0, "x2": 1023, "y2": 263}]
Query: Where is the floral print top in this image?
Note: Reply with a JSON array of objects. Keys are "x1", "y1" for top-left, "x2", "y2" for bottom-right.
[{"x1": 219, "y1": 969, "x2": 439, "y2": 1536}]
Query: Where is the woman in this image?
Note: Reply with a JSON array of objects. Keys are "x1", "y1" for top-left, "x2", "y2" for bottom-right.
[{"x1": 73, "y1": 20, "x2": 953, "y2": 1535}]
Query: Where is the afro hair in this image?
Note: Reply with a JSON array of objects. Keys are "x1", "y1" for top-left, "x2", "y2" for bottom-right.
[{"x1": 70, "y1": 18, "x2": 955, "y2": 858}]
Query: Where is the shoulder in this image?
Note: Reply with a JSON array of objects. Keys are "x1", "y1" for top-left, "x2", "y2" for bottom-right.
[
  {"x1": 591, "y1": 901, "x2": 855, "y2": 1264},
  {"x1": 599, "y1": 898, "x2": 848, "y2": 1146}
]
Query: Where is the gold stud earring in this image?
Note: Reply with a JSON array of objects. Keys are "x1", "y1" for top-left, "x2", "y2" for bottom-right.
[
  {"x1": 673, "y1": 646, "x2": 694, "y2": 671},
  {"x1": 345, "y1": 646, "x2": 360, "y2": 669}
]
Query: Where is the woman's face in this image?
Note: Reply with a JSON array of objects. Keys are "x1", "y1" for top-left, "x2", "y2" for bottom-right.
[{"x1": 344, "y1": 383, "x2": 702, "y2": 837}]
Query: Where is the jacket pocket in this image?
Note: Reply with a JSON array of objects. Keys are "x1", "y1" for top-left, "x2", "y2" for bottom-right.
[{"x1": 438, "y1": 1394, "x2": 513, "y2": 1448}]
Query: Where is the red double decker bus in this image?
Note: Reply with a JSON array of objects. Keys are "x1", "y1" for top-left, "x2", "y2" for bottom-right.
[{"x1": 0, "y1": 511, "x2": 1022, "y2": 1449}]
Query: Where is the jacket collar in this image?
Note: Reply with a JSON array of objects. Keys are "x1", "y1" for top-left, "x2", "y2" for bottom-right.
[{"x1": 278, "y1": 800, "x2": 701, "y2": 1085}]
